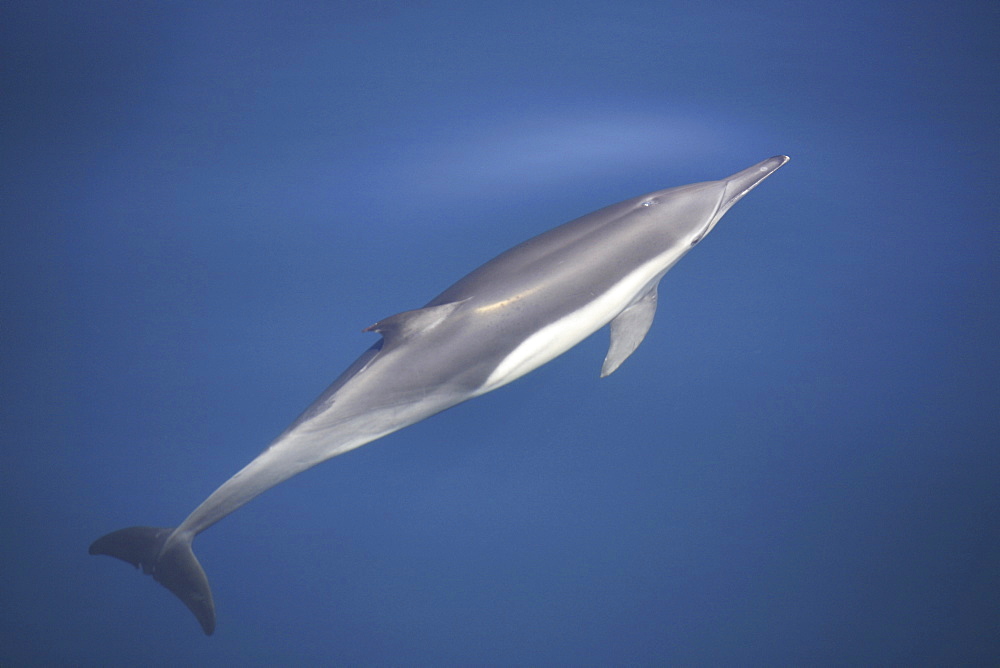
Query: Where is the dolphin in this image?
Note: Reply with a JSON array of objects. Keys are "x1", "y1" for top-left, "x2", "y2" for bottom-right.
[{"x1": 90, "y1": 155, "x2": 789, "y2": 634}]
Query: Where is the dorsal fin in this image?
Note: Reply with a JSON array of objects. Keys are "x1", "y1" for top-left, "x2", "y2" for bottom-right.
[
  {"x1": 601, "y1": 284, "x2": 658, "y2": 377},
  {"x1": 363, "y1": 300, "x2": 466, "y2": 346}
]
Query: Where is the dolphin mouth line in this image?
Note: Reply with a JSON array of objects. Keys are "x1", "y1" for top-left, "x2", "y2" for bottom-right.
[{"x1": 696, "y1": 154, "x2": 789, "y2": 245}]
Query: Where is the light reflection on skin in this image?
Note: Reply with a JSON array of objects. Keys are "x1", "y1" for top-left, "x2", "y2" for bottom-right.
[{"x1": 474, "y1": 287, "x2": 539, "y2": 314}]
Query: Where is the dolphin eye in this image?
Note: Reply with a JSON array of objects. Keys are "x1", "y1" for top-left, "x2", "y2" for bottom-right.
[{"x1": 641, "y1": 198, "x2": 658, "y2": 208}]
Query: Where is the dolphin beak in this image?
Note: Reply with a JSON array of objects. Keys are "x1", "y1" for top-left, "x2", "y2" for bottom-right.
[
  {"x1": 689, "y1": 155, "x2": 789, "y2": 245},
  {"x1": 718, "y1": 155, "x2": 790, "y2": 216}
]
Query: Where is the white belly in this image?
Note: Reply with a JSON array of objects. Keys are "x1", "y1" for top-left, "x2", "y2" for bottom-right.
[{"x1": 477, "y1": 247, "x2": 679, "y2": 394}]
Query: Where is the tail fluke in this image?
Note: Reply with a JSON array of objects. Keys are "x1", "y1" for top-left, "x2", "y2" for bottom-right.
[{"x1": 89, "y1": 526, "x2": 216, "y2": 635}]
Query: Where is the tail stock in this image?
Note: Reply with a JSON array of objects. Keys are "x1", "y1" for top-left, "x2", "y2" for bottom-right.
[{"x1": 89, "y1": 526, "x2": 216, "y2": 635}]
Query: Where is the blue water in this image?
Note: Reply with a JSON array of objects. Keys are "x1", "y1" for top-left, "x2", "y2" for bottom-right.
[{"x1": 3, "y1": 2, "x2": 997, "y2": 665}]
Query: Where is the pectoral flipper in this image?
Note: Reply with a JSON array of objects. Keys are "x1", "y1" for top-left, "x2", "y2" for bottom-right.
[{"x1": 601, "y1": 284, "x2": 658, "y2": 377}]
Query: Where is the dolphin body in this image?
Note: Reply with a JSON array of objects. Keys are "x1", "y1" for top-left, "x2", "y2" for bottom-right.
[{"x1": 90, "y1": 155, "x2": 788, "y2": 634}]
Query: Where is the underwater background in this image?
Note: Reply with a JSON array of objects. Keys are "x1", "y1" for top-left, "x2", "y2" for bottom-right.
[{"x1": 2, "y1": 1, "x2": 997, "y2": 665}]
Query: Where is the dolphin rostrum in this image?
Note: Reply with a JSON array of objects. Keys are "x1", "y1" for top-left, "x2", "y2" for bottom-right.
[{"x1": 90, "y1": 155, "x2": 789, "y2": 634}]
